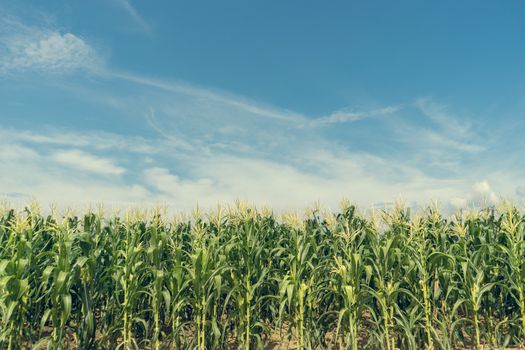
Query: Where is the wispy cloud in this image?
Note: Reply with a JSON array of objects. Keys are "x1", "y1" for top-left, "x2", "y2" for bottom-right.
[
  {"x1": 385, "y1": 100, "x2": 485, "y2": 173},
  {"x1": 51, "y1": 149, "x2": 125, "y2": 175},
  {"x1": 114, "y1": 72, "x2": 307, "y2": 124},
  {"x1": 0, "y1": 115, "x2": 517, "y2": 212},
  {"x1": 0, "y1": 127, "x2": 156, "y2": 154},
  {"x1": 112, "y1": 0, "x2": 152, "y2": 34},
  {"x1": 0, "y1": 17, "x2": 103, "y2": 75},
  {"x1": 423, "y1": 130, "x2": 484, "y2": 153},
  {"x1": 145, "y1": 108, "x2": 194, "y2": 151},
  {"x1": 416, "y1": 98, "x2": 473, "y2": 139},
  {"x1": 309, "y1": 105, "x2": 399, "y2": 126},
  {"x1": 312, "y1": 110, "x2": 364, "y2": 125},
  {"x1": 0, "y1": 38, "x2": 518, "y2": 212}
]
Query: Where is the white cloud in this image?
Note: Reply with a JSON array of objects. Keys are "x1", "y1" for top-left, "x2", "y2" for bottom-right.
[
  {"x1": 137, "y1": 150, "x2": 474, "y2": 212},
  {"x1": 0, "y1": 53, "x2": 518, "y2": 212},
  {"x1": 448, "y1": 180, "x2": 500, "y2": 211},
  {"x1": 0, "y1": 123, "x2": 516, "y2": 213},
  {"x1": 0, "y1": 141, "x2": 147, "y2": 208},
  {"x1": 449, "y1": 197, "x2": 468, "y2": 209},
  {"x1": 471, "y1": 180, "x2": 499, "y2": 205},
  {"x1": 0, "y1": 18, "x2": 103, "y2": 74},
  {"x1": 144, "y1": 167, "x2": 213, "y2": 194},
  {"x1": 0, "y1": 143, "x2": 39, "y2": 161},
  {"x1": 51, "y1": 149, "x2": 125, "y2": 175}
]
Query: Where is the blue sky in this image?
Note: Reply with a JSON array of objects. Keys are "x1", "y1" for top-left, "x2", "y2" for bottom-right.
[{"x1": 1, "y1": 0, "x2": 524, "y2": 211}]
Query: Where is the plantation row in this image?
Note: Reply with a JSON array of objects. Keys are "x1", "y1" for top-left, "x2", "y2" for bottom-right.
[{"x1": 1, "y1": 203, "x2": 525, "y2": 349}]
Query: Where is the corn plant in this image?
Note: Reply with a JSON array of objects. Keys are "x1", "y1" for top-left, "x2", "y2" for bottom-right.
[
  {"x1": 365, "y1": 206, "x2": 413, "y2": 350},
  {"x1": 1, "y1": 202, "x2": 525, "y2": 349},
  {"x1": 499, "y1": 206, "x2": 525, "y2": 345},
  {"x1": 0, "y1": 215, "x2": 31, "y2": 350},
  {"x1": 38, "y1": 218, "x2": 78, "y2": 350},
  {"x1": 328, "y1": 206, "x2": 370, "y2": 350},
  {"x1": 226, "y1": 215, "x2": 273, "y2": 349},
  {"x1": 187, "y1": 218, "x2": 229, "y2": 350},
  {"x1": 277, "y1": 216, "x2": 316, "y2": 349},
  {"x1": 144, "y1": 211, "x2": 170, "y2": 350},
  {"x1": 114, "y1": 216, "x2": 148, "y2": 350}
]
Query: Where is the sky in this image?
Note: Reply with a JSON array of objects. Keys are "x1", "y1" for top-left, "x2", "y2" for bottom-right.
[{"x1": 1, "y1": 0, "x2": 525, "y2": 212}]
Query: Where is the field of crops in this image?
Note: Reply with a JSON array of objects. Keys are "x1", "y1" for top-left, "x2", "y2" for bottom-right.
[{"x1": 1, "y1": 202, "x2": 525, "y2": 349}]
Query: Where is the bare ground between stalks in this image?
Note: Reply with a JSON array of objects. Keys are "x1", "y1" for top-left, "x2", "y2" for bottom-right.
[{"x1": 26, "y1": 329, "x2": 525, "y2": 350}]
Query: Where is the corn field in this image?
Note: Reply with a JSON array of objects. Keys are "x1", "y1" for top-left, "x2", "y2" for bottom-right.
[{"x1": 1, "y1": 202, "x2": 525, "y2": 349}]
